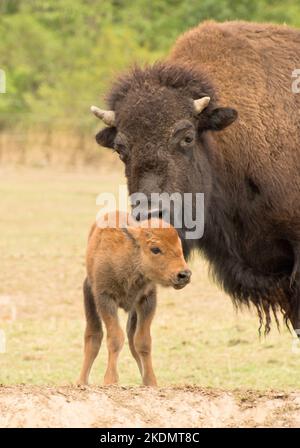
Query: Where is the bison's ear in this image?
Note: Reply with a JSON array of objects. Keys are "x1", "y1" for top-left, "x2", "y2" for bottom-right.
[
  {"x1": 202, "y1": 107, "x2": 238, "y2": 131},
  {"x1": 95, "y1": 127, "x2": 117, "y2": 149}
]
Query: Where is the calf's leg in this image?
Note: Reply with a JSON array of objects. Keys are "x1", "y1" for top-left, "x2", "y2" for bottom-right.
[
  {"x1": 126, "y1": 310, "x2": 142, "y2": 374},
  {"x1": 98, "y1": 297, "x2": 125, "y2": 385},
  {"x1": 77, "y1": 278, "x2": 103, "y2": 385},
  {"x1": 134, "y1": 290, "x2": 157, "y2": 386}
]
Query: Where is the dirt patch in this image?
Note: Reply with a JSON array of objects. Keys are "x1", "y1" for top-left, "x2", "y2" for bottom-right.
[{"x1": 0, "y1": 385, "x2": 300, "y2": 428}]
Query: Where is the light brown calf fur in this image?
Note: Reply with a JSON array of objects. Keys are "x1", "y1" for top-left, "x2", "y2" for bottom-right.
[{"x1": 77, "y1": 211, "x2": 191, "y2": 386}]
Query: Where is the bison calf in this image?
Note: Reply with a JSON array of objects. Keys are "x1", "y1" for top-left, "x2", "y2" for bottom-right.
[{"x1": 77, "y1": 212, "x2": 191, "y2": 387}]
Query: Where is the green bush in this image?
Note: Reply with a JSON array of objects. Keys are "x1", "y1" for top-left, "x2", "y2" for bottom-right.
[{"x1": 0, "y1": 0, "x2": 299, "y2": 131}]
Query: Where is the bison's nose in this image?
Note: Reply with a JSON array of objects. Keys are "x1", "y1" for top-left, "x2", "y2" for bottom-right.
[
  {"x1": 135, "y1": 207, "x2": 168, "y2": 222},
  {"x1": 147, "y1": 208, "x2": 164, "y2": 220},
  {"x1": 176, "y1": 270, "x2": 192, "y2": 283},
  {"x1": 132, "y1": 207, "x2": 158, "y2": 221}
]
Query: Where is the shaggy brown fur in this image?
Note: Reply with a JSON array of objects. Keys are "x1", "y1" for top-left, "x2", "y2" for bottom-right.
[
  {"x1": 94, "y1": 21, "x2": 300, "y2": 332},
  {"x1": 77, "y1": 212, "x2": 191, "y2": 386}
]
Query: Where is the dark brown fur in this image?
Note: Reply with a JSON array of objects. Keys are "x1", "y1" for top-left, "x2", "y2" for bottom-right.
[{"x1": 95, "y1": 21, "x2": 300, "y2": 332}]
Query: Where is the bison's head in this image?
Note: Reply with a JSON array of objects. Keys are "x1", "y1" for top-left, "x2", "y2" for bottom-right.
[{"x1": 92, "y1": 64, "x2": 237, "y2": 249}]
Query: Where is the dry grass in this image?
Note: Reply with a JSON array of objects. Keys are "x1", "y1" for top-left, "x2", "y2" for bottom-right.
[
  {"x1": 0, "y1": 129, "x2": 113, "y2": 167},
  {"x1": 0, "y1": 165, "x2": 299, "y2": 389}
]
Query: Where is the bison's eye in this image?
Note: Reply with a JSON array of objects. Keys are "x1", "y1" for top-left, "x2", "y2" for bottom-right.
[
  {"x1": 114, "y1": 136, "x2": 129, "y2": 162},
  {"x1": 184, "y1": 136, "x2": 193, "y2": 144},
  {"x1": 170, "y1": 120, "x2": 196, "y2": 153},
  {"x1": 115, "y1": 144, "x2": 127, "y2": 162},
  {"x1": 150, "y1": 247, "x2": 161, "y2": 255},
  {"x1": 180, "y1": 131, "x2": 195, "y2": 149}
]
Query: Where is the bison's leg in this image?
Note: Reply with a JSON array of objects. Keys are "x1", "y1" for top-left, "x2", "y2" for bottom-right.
[
  {"x1": 134, "y1": 289, "x2": 157, "y2": 387},
  {"x1": 126, "y1": 310, "x2": 142, "y2": 374},
  {"x1": 98, "y1": 296, "x2": 125, "y2": 386},
  {"x1": 77, "y1": 278, "x2": 103, "y2": 385}
]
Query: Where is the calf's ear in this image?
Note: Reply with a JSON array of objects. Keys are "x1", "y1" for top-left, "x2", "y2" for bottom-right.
[
  {"x1": 95, "y1": 126, "x2": 117, "y2": 148},
  {"x1": 125, "y1": 226, "x2": 141, "y2": 247},
  {"x1": 201, "y1": 107, "x2": 238, "y2": 131}
]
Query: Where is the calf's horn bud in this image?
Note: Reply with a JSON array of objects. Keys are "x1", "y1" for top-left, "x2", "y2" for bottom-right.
[
  {"x1": 193, "y1": 96, "x2": 210, "y2": 114},
  {"x1": 90, "y1": 105, "x2": 116, "y2": 126}
]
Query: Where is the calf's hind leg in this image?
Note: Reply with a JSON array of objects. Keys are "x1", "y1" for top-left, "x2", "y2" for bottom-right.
[
  {"x1": 98, "y1": 296, "x2": 125, "y2": 385},
  {"x1": 77, "y1": 278, "x2": 103, "y2": 385},
  {"x1": 134, "y1": 290, "x2": 157, "y2": 386},
  {"x1": 126, "y1": 310, "x2": 142, "y2": 375}
]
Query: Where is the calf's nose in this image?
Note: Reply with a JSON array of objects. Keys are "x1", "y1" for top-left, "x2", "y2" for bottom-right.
[{"x1": 177, "y1": 270, "x2": 192, "y2": 283}]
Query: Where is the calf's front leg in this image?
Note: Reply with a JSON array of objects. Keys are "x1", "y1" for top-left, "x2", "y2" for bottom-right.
[{"x1": 99, "y1": 297, "x2": 125, "y2": 385}]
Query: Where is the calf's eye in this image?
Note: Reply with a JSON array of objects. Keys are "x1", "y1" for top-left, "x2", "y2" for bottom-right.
[{"x1": 150, "y1": 247, "x2": 161, "y2": 254}]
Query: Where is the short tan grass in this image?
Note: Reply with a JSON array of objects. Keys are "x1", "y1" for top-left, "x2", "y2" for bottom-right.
[{"x1": 0, "y1": 166, "x2": 299, "y2": 389}]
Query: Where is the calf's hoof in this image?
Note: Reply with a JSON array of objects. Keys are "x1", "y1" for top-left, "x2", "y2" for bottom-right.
[
  {"x1": 142, "y1": 376, "x2": 158, "y2": 387},
  {"x1": 75, "y1": 378, "x2": 88, "y2": 387},
  {"x1": 103, "y1": 373, "x2": 119, "y2": 386}
]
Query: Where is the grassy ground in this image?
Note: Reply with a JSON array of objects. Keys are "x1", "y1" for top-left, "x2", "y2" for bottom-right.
[{"x1": 0, "y1": 166, "x2": 299, "y2": 390}]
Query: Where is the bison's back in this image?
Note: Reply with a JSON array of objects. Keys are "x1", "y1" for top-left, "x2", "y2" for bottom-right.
[
  {"x1": 170, "y1": 21, "x2": 300, "y2": 110},
  {"x1": 170, "y1": 21, "x2": 300, "y2": 220}
]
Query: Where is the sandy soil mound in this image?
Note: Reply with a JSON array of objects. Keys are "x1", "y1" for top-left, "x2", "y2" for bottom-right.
[{"x1": 0, "y1": 385, "x2": 300, "y2": 428}]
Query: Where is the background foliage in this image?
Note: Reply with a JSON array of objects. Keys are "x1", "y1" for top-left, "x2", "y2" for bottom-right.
[{"x1": 1, "y1": 0, "x2": 300, "y2": 133}]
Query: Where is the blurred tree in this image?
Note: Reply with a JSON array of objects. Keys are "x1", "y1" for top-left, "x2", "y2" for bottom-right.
[{"x1": 0, "y1": 0, "x2": 299, "y2": 131}]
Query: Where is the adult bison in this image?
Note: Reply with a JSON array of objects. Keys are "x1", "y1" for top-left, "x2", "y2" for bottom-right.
[{"x1": 92, "y1": 21, "x2": 300, "y2": 332}]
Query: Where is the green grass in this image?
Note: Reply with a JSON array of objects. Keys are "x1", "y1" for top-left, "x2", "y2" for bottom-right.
[{"x1": 0, "y1": 166, "x2": 299, "y2": 390}]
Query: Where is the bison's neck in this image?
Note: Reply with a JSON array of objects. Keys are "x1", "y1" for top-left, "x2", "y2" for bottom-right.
[{"x1": 191, "y1": 151, "x2": 293, "y2": 303}]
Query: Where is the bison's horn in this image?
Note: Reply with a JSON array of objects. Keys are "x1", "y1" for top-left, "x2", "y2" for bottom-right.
[
  {"x1": 90, "y1": 105, "x2": 116, "y2": 126},
  {"x1": 193, "y1": 97, "x2": 210, "y2": 114}
]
